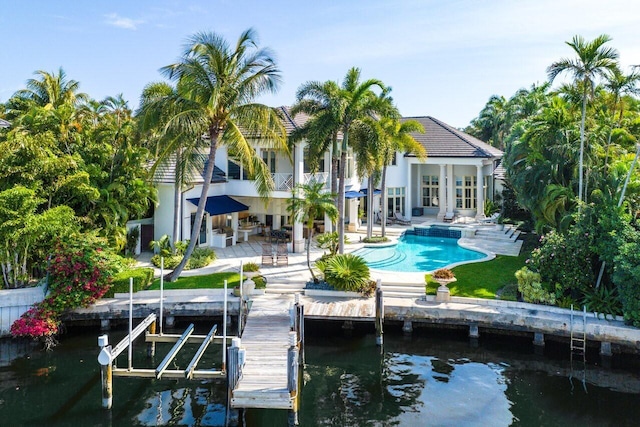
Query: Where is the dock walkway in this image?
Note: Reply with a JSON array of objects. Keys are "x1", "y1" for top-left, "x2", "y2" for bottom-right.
[{"x1": 231, "y1": 294, "x2": 295, "y2": 409}]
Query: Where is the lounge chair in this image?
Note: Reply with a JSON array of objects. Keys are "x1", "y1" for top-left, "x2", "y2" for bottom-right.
[
  {"x1": 261, "y1": 243, "x2": 274, "y2": 266},
  {"x1": 393, "y1": 211, "x2": 411, "y2": 225},
  {"x1": 480, "y1": 212, "x2": 500, "y2": 224},
  {"x1": 276, "y1": 243, "x2": 288, "y2": 266},
  {"x1": 442, "y1": 212, "x2": 455, "y2": 223},
  {"x1": 375, "y1": 211, "x2": 394, "y2": 226}
]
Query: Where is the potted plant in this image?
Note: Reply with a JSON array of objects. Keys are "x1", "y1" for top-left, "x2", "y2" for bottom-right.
[
  {"x1": 243, "y1": 262, "x2": 260, "y2": 278},
  {"x1": 432, "y1": 268, "x2": 456, "y2": 285},
  {"x1": 432, "y1": 268, "x2": 456, "y2": 302},
  {"x1": 496, "y1": 215, "x2": 505, "y2": 231}
]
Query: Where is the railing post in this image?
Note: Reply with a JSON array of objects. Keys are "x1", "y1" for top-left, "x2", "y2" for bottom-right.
[
  {"x1": 98, "y1": 335, "x2": 112, "y2": 409},
  {"x1": 375, "y1": 279, "x2": 384, "y2": 346},
  {"x1": 287, "y1": 332, "x2": 299, "y2": 396},
  {"x1": 227, "y1": 337, "x2": 242, "y2": 393},
  {"x1": 147, "y1": 319, "x2": 156, "y2": 358}
]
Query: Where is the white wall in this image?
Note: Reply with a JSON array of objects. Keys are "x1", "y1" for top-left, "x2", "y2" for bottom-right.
[{"x1": 0, "y1": 286, "x2": 46, "y2": 337}]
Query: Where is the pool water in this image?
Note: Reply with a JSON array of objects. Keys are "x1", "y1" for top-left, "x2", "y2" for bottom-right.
[{"x1": 353, "y1": 232, "x2": 486, "y2": 272}]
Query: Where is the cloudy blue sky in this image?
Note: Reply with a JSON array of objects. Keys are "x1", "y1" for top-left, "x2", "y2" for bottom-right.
[{"x1": 1, "y1": 0, "x2": 638, "y2": 128}]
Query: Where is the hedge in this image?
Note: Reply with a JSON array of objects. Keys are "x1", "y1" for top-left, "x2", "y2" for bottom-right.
[{"x1": 105, "y1": 267, "x2": 155, "y2": 298}]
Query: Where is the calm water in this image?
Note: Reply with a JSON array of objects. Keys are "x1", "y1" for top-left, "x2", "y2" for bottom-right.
[
  {"x1": 1, "y1": 322, "x2": 640, "y2": 426},
  {"x1": 353, "y1": 234, "x2": 486, "y2": 272}
]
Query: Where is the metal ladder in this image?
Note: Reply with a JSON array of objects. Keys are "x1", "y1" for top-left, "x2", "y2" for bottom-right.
[{"x1": 569, "y1": 305, "x2": 587, "y2": 392}]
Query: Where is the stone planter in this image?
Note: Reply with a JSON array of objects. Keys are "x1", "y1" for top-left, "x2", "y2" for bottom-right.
[
  {"x1": 242, "y1": 278, "x2": 256, "y2": 299},
  {"x1": 243, "y1": 271, "x2": 260, "y2": 279},
  {"x1": 434, "y1": 278, "x2": 456, "y2": 302}
]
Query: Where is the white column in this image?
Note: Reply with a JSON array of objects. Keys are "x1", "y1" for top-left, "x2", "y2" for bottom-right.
[
  {"x1": 438, "y1": 164, "x2": 446, "y2": 220},
  {"x1": 405, "y1": 164, "x2": 412, "y2": 217},
  {"x1": 446, "y1": 164, "x2": 455, "y2": 216},
  {"x1": 476, "y1": 164, "x2": 485, "y2": 220},
  {"x1": 231, "y1": 212, "x2": 239, "y2": 245},
  {"x1": 293, "y1": 142, "x2": 305, "y2": 252}
]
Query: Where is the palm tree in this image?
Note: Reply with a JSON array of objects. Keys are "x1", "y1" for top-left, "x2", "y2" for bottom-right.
[
  {"x1": 376, "y1": 116, "x2": 426, "y2": 236},
  {"x1": 295, "y1": 68, "x2": 385, "y2": 253},
  {"x1": 140, "y1": 29, "x2": 287, "y2": 281},
  {"x1": 547, "y1": 34, "x2": 619, "y2": 202},
  {"x1": 290, "y1": 80, "x2": 342, "y2": 228},
  {"x1": 15, "y1": 68, "x2": 88, "y2": 109},
  {"x1": 287, "y1": 182, "x2": 338, "y2": 281}
]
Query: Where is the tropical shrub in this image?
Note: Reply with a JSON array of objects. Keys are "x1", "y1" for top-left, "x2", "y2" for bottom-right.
[
  {"x1": 189, "y1": 248, "x2": 216, "y2": 269},
  {"x1": 316, "y1": 232, "x2": 349, "y2": 256},
  {"x1": 515, "y1": 267, "x2": 556, "y2": 305},
  {"x1": 581, "y1": 285, "x2": 623, "y2": 319},
  {"x1": 528, "y1": 230, "x2": 594, "y2": 294},
  {"x1": 253, "y1": 275, "x2": 267, "y2": 289},
  {"x1": 317, "y1": 254, "x2": 370, "y2": 292},
  {"x1": 105, "y1": 267, "x2": 154, "y2": 298},
  {"x1": 151, "y1": 247, "x2": 216, "y2": 270},
  {"x1": 362, "y1": 236, "x2": 389, "y2": 244},
  {"x1": 613, "y1": 241, "x2": 640, "y2": 326},
  {"x1": 11, "y1": 235, "x2": 119, "y2": 348}
]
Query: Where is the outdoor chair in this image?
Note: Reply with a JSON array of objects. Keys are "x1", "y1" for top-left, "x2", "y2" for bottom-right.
[
  {"x1": 261, "y1": 243, "x2": 274, "y2": 266},
  {"x1": 393, "y1": 211, "x2": 411, "y2": 225},
  {"x1": 480, "y1": 212, "x2": 500, "y2": 224},
  {"x1": 442, "y1": 212, "x2": 455, "y2": 223},
  {"x1": 276, "y1": 243, "x2": 288, "y2": 266}
]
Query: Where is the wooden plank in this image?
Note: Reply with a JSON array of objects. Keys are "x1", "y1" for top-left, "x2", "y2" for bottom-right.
[{"x1": 231, "y1": 295, "x2": 294, "y2": 410}]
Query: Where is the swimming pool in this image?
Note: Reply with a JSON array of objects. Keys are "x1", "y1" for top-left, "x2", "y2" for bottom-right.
[{"x1": 353, "y1": 230, "x2": 487, "y2": 272}]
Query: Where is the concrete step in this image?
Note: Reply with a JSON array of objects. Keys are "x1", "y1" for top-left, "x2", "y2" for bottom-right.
[{"x1": 382, "y1": 291, "x2": 424, "y2": 298}]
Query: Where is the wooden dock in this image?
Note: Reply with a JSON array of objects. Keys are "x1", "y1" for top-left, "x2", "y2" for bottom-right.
[
  {"x1": 231, "y1": 295, "x2": 296, "y2": 410},
  {"x1": 301, "y1": 295, "x2": 374, "y2": 321}
]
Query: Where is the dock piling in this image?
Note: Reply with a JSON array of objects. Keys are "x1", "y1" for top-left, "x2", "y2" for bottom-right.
[
  {"x1": 98, "y1": 335, "x2": 112, "y2": 409},
  {"x1": 375, "y1": 279, "x2": 384, "y2": 346}
]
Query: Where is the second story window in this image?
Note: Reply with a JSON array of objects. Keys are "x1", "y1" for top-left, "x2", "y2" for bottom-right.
[{"x1": 262, "y1": 150, "x2": 276, "y2": 174}]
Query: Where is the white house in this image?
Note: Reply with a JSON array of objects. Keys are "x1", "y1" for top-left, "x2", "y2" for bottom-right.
[{"x1": 147, "y1": 109, "x2": 503, "y2": 253}]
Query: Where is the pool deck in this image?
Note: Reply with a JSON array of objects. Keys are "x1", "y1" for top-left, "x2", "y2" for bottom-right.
[{"x1": 136, "y1": 216, "x2": 522, "y2": 296}]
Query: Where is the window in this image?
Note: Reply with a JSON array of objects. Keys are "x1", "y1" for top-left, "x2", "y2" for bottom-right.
[
  {"x1": 387, "y1": 187, "x2": 406, "y2": 216},
  {"x1": 190, "y1": 213, "x2": 207, "y2": 244},
  {"x1": 421, "y1": 175, "x2": 439, "y2": 207},
  {"x1": 455, "y1": 176, "x2": 477, "y2": 209},
  {"x1": 227, "y1": 158, "x2": 250, "y2": 180},
  {"x1": 390, "y1": 152, "x2": 397, "y2": 166},
  {"x1": 346, "y1": 149, "x2": 354, "y2": 178},
  {"x1": 303, "y1": 147, "x2": 325, "y2": 173},
  {"x1": 262, "y1": 150, "x2": 276, "y2": 174}
]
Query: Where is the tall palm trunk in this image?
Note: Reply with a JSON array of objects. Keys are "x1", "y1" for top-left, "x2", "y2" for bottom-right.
[
  {"x1": 578, "y1": 89, "x2": 587, "y2": 203},
  {"x1": 172, "y1": 148, "x2": 183, "y2": 246},
  {"x1": 367, "y1": 174, "x2": 374, "y2": 238},
  {"x1": 306, "y1": 225, "x2": 316, "y2": 282},
  {"x1": 337, "y1": 131, "x2": 349, "y2": 254},
  {"x1": 329, "y1": 136, "x2": 339, "y2": 233},
  {"x1": 170, "y1": 128, "x2": 219, "y2": 281},
  {"x1": 380, "y1": 163, "x2": 388, "y2": 237}
]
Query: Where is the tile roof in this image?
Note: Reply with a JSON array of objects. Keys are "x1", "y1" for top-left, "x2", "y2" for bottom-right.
[
  {"x1": 402, "y1": 116, "x2": 503, "y2": 159},
  {"x1": 152, "y1": 156, "x2": 226, "y2": 184},
  {"x1": 277, "y1": 106, "x2": 310, "y2": 134}
]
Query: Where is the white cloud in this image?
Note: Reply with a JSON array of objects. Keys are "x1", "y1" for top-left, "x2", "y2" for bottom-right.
[{"x1": 104, "y1": 13, "x2": 143, "y2": 30}]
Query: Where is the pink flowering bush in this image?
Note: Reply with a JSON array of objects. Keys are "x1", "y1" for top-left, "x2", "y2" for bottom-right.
[{"x1": 11, "y1": 236, "x2": 118, "y2": 347}]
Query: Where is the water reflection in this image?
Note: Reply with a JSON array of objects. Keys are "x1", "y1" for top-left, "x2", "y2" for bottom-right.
[{"x1": 1, "y1": 326, "x2": 640, "y2": 426}]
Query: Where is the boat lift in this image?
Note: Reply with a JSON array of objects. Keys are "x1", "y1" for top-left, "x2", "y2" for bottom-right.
[{"x1": 97, "y1": 260, "x2": 244, "y2": 409}]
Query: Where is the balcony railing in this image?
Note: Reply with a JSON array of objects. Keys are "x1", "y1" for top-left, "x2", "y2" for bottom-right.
[
  {"x1": 271, "y1": 172, "x2": 330, "y2": 191},
  {"x1": 272, "y1": 173, "x2": 294, "y2": 191},
  {"x1": 303, "y1": 172, "x2": 329, "y2": 186}
]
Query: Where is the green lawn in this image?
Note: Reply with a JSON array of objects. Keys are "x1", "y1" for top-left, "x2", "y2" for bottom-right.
[
  {"x1": 426, "y1": 254, "x2": 525, "y2": 299},
  {"x1": 425, "y1": 231, "x2": 537, "y2": 299},
  {"x1": 148, "y1": 272, "x2": 242, "y2": 290}
]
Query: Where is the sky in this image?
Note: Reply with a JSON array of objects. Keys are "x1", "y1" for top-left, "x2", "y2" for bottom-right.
[{"x1": 1, "y1": 0, "x2": 639, "y2": 129}]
